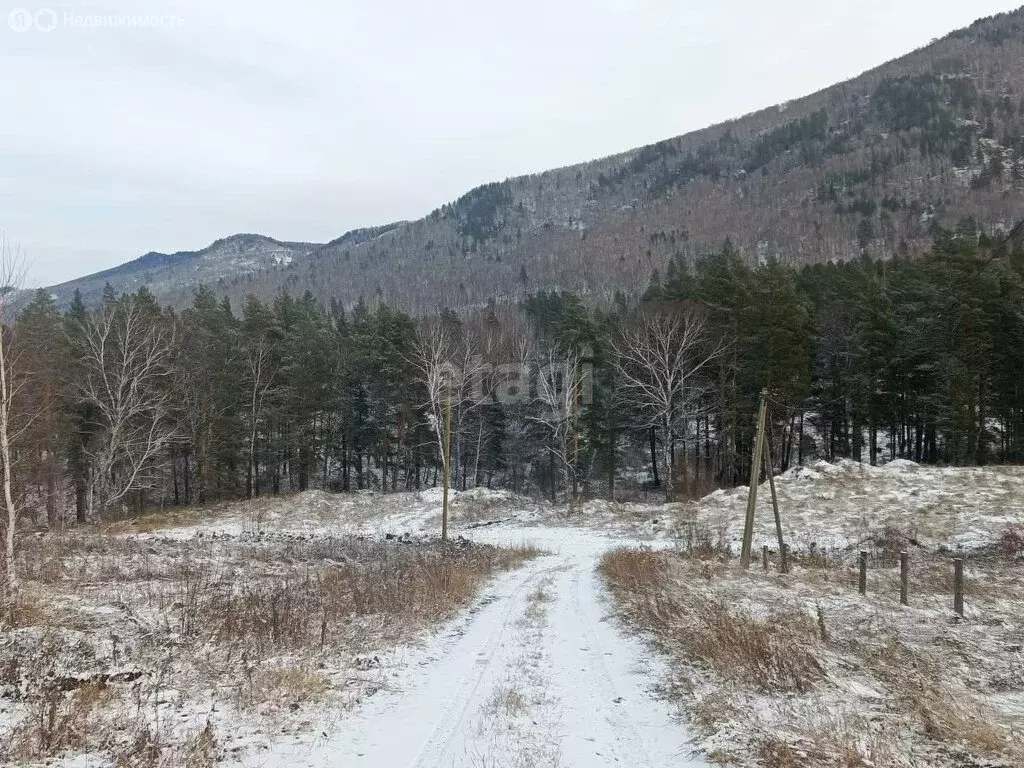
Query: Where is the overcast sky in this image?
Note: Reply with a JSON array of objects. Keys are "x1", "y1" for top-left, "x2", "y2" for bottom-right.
[{"x1": 2, "y1": 0, "x2": 1021, "y2": 286}]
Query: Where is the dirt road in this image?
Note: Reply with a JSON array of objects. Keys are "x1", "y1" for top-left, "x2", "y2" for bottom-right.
[{"x1": 248, "y1": 530, "x2": 707, "y2": 767}]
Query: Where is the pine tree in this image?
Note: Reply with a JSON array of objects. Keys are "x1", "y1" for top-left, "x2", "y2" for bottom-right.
[{"x1": 15, "y1": 290, "x2": 68, "y2": 526}]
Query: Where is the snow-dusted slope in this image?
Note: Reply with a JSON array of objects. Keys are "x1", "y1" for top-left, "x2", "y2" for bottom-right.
[
  {"x1": 698, "y1": 458, "x2": 1024, "y2": 551},
  {"x1": 144, "y1": 458, "x2": 1024, "y2": 552},
  {"x1": 45, "y1": 233, "x2": 323, "y2": 308}
]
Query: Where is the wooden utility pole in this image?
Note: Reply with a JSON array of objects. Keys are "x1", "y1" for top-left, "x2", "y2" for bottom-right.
[
  {"x1": 763, "y1": 439, "x2": 787, "y2": 573},
  {"x1": 442, "y1": 382, "x2": 452, "y2": 542},
  {"x1": 741, "y1": 389, "x2": 769, "y2": 568}
]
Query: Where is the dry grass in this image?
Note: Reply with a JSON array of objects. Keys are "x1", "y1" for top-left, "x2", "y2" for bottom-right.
[
  {"x1": 678, "y1": 523, "x2": 734, "y2": 560},
  {"x1": 683, "y1": 601, "x2": 823, "y2": 693},
  {"x1": 996, "y1": 525, "x2": 1024, "y2": 558},
  {"x1": 182, "y1": 723, "x2": 219, "y2": 768},
  {"x1": 521, "y1": 583, "x2": 551, "y2": 624},
  {"x1": 1, "y1": 528, "x2": 538, "y2": 765},
  {"x1": 173, "y1": 542, "x2": 535, "y2": 658},
  {"x1": 489, "y1": 686, "x2": 529, "y2": 717},
  {"x1": 10, "y1": 679, "x2": 117, "y2": 758},
  {"x1": 598, "y1": 547, "x2": 668, "y2": 590},
  {"x1": 103, "y1": 505, "x2": 213, "y2": 534},
  {"x1": 3, "y1": 588, "x2": 54, "y2": 628},
  {"x1": 241, "y1": 664, "x2": 333, "y2": 711},
  {"x1": 601, "y1": 549, "x2": 822, "y2": 694},
  {"x1": 600, "y1": 540, "x2": 1024, "y2": 768},
  {"x1": 872, "y1": 524, "x2": 919, "y2": 566},
  {"x1": 867, "y1": 639, "x2": 1013, "y2": 755}
]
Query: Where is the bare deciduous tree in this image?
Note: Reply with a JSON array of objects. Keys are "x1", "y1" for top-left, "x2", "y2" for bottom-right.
[
  {"x1": 78, "y1": 299, "x2": 178, "y2": 519},
  {"x1": 411, "y1": 318, "x2": 490, "y2": 538},
  {"x1": 533, "y1": 347, "x2": 587, "y2": 512},
  {"x1": 245, "y1": 333, "x2": 276, "y2": 499},
  {"x1": 0, "y1": 236, "x2": 27, "y2": 608},
  {"x1": 485, "y1": 315, "x2": 535, "y2": 494},
  {"x1": 611, "y1": 305, "x2": 721, "y2": 502}
]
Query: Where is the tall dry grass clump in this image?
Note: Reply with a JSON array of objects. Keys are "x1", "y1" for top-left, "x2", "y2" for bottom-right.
[
  {"x1": 601, "y1": 548, "x2": 822, "y2": 693},
  {"x1": 598, "y1": 547, "x2": 669, "y2": 591},
  {"x1": 682, "y1": 601, "x2": 822, "y2": 693}
]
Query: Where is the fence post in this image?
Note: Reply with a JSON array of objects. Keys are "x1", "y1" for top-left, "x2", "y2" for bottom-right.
[
  {"x1": 762, "y1": 545, "x2": 769, "y2": 571},
  {"x1": 954, "y1": 558, "x2": 964, "y2": 616},
  {"x1": 859, "y1": 550, "x2": 868, "y2": 595},
  {"x1": 781, "y1": 543, "x2": 790, "y2": 574},
  {"x1": 900, "y1": 551, "x2": 909, "y2": 606}
]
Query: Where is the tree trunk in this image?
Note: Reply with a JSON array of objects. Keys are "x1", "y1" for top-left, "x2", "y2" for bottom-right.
[
  {"x1": 649, "y1": 426, "x2": 660, "y2": 489},
  {"x1": 75, "y1": 478, "x2": 87, "y2": 525},
  {"x1": 183, "y1": 452, "x2": 192, "y2": 503},
  {"x1": 607, "y1": 433, "x2": 616, "y2": 501},
  {"x1": 549, "y1": 449, "x2": 557, "y2": 503},
  {"x1": 46, "y1": 470, "x2": 57, "y2": 529},
  {"x1": 797, "y1": 412, "x2": 805, "y2": 467},
  {"x1": 869, "y1": 418, "x2": 878, "y2": 466},
  {"x1": 342, "y1": 433, "x2": 349, "y2": 491},
  {"x1": 0, "y1": 327, "x2": 17, "y2": 605},
  {"x1": 662, "y1": 418, "x2": 674, "y2": 503},
  {"x1": 472, "y1": 421, "x2": 484, "y2": 488},
  {"x1": 247, "y1": 422, "x2": 258, "y2": 499}
]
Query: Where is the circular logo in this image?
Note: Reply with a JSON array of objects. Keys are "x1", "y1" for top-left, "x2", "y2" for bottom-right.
[
  {"x1": 34, "y1": 8, "x2": 57, "y2": 32},
  {"x1": 8, "y1": 8, "x2": 34, "y2": 32}
]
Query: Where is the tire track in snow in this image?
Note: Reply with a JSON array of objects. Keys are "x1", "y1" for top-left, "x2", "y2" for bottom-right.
[
  {"x1": 406, "y1": 560, "x2": 563, "y2": 768},
  {"x1": 239, "y1": 528, "x2": 709, "y2": 768},
  {"x1": 568, "y1": 562, "x2": 657, "y2": 766}
]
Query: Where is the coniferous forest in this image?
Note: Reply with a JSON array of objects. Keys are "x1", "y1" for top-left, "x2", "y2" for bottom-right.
[{"x1": 6, "y1": 224, "x2": 1024, "y2": 525}]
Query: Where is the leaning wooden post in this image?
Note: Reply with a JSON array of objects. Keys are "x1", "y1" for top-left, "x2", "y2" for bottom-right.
[
  {"x1": 859, "y1": 550, "x2": 868, "y2": 595},
  {"x1": 762, "y1": 545, "x2": 769, "y2": 571},
  {"x1": 954, "y1": 558, "x2": 964, "y2": 616},
  {"x1": 741, "y1": 389, "x2": 769, "y2": 568},
  {"x1": 781, "y1": 542, "x2": 790, "y2": 574},
  {"x1": 900, "y1": 551, "x2": 909, "y2": 606},
  {"x1": 763, "y1": 434, "x2": 786, "y2": 573}
]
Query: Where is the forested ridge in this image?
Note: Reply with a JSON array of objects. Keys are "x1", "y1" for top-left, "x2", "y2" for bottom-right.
[
  {"x1": 46, "y1": 9, "x2": 1024, "y2": 315},
  {"x1": 6, "y1": 222, "x2": 1024, "y2": 526}
]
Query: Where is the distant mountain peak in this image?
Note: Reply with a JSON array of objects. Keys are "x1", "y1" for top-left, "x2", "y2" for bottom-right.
[
  {"x1": 47, "y1": 8, "x2": 1024, "y2": 312},
  {"x1": 48, "y1": 233, "x2": 325, "y2": 307}
]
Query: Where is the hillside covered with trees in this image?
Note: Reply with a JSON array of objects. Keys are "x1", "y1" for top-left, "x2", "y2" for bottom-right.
[{"x1": 46, "y1": 8, "x2": 1024, "y2": 314}]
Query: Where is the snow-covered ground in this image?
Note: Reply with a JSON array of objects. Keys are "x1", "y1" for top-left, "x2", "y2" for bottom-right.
[
  {"x1": 241, "y1": 527, "x2": 706, "y2": 768},
  {"x1": 1, "y1": 488, "x2": 709, "y2": 767},
  {"x1": 602, "y1": 461, "x2": 1024, "y2": 768},
  {"x1": 3, "y1": 458, "x2": 1022, "y2": 767},
  {"x1": 697, "y1": 458, "x2": 1024, "y2": 551}
]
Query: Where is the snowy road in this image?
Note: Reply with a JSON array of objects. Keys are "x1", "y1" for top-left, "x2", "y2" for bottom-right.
[{"x1": 248, "y1": 529, "x2": 707, "y2": 768}]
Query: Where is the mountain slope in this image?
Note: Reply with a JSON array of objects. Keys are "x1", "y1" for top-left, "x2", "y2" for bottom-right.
[
  {"x1": 48, "y1": 234, "x2": 325, "y2": 307},
  {"x1": 50, "y1": 8, "x2": 1024, "y2": 312}
]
